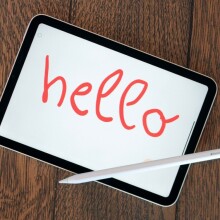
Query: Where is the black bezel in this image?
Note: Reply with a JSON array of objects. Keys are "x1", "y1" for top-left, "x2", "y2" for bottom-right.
[{"x1": 0, "y1": 15, "x2": 217, "y2": 206}]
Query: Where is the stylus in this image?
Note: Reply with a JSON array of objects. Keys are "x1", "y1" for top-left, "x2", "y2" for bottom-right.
[{"x1": 59, "y1": 148, "x2": 220, "y2": 184}]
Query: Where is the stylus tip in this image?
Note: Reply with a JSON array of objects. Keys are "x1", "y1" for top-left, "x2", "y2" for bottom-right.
[{"x1": 59, "y1": 179, "x2": 68, "y2": 184}]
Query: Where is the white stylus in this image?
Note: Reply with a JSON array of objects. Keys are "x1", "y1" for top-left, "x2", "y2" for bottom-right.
[{"x1": 59, "y1": 148, "x2": 220, "y2": 184}]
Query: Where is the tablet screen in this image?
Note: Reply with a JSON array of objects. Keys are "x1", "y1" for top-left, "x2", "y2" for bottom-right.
[{"x1": 0, "y1": 23, "x2": 210, "y2": 198}]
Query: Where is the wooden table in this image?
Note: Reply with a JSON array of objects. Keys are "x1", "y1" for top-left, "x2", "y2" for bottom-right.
[{"x1": 0, "y1": 1, "x2": 219, "y2": 219}]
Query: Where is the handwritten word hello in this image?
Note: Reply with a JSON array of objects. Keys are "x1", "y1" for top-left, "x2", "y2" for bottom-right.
[{"x1": 42, "y1": 55, "x2": 179, "y2": 137}]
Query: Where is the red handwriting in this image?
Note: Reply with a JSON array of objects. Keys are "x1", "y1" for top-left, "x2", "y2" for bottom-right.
[
  {"x1": 70, "y1": 82, "x2": 92, "y2": 116},
  {"x1": 42, "y1": 55, "x2": 67, "y2": 107},
  {"x1": 42, "y1": 55, "x2": 179, "y2": 137}
]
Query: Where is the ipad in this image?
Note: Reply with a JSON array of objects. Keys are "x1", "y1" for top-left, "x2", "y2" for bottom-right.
[{"x1": 0, "y1": 15, "x2": 217, "y2": 206}]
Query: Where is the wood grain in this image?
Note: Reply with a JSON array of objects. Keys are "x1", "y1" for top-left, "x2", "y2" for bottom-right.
[
  {"x1": 0, "y1": 0, "x2": 219, "y2": 219},
  {"x1": 0, "y1": 0, "x2": 70, "y2": 219}
]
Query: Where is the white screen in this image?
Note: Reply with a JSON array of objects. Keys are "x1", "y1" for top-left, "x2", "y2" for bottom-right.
[{"x1": 0, "y1": 24, "x2": 208, "y2": 197}]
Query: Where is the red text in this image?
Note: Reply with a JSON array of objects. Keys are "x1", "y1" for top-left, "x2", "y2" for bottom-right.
[{"x1": 42, "y1": 55, "x2": 179, "y2": 137}]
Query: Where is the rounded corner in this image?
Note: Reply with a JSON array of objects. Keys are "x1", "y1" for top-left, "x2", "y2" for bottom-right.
[
  {"x1": 163, "y1": 196, "x2": 179, "y2": 207},
  {"x1": 30, "y1": 14, "x2": 47, "y2": 23},
  {"x1": 209, "y1": 76, "x2": 218, "y2": 95},
  {"x1": 28, "y1": 14, "x2": 50, "y2": 30}
]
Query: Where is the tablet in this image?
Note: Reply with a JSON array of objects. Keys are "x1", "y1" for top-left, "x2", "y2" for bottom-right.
[{"x1": 0, "y1": 15, "x2": 217, "y2": 206}]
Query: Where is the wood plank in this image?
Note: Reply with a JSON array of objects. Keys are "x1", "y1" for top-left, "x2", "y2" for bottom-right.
[
  {"x1": 0, "y1": 1, "x2": 70, "y2": 219},
  {"x1": 55, "y1": 1, "x2": 192, "y2": 219},
  {"x1": 176, "y1": 0, "x2": 220, "y2": 219}
]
